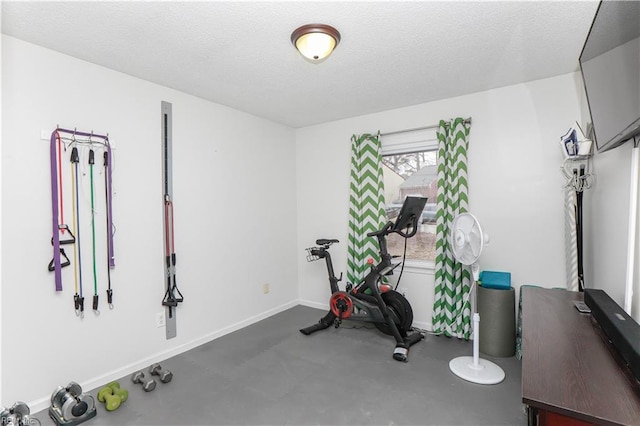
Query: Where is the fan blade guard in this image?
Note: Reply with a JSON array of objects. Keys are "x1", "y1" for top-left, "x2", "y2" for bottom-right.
[{"x1": 449, "y1": 213, "x2": 485, "y2": 265}]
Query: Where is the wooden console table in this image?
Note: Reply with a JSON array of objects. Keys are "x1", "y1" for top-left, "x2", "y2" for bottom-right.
[{"x1": 521, "y1": 287, "x2": 640, "y2": 425}]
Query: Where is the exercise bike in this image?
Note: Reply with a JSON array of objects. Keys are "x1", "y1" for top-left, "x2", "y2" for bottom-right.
[{"x1": 300, "y1": 196, "x2": 428, "y2": 362}]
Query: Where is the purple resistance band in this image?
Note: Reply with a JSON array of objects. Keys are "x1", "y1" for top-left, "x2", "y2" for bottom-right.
[
  {"x1": 50, "y1": 131, "x2": 62, "y2": 291},
  {"x1": 50, "y1": 128, "x2": 115, "y2": 291}
]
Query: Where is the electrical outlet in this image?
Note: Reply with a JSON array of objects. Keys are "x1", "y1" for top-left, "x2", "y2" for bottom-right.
[
  {"x1": 400, "y1": 287, "x2": 408, "y2": 298},
  {"x1": 156, "y1": 311, "x2": 166, "y2": 328},
  {"x1": 263, "y1": 283, "x2": 270, "y2": 294}
]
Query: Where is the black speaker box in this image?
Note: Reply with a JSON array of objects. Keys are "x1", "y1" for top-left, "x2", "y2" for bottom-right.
[{"x1": 584, "y1": 289, "x2": 640, "y2": 382}]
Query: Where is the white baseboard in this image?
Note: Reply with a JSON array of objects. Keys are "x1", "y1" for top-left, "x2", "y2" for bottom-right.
[
  {"x1": 27, "y1": 300, "x2": 298, "y2": 414},
  {"x1": 412, "y1": 320, "x2": 433, "y2": 332},
  {"x1": 297, "y1": 298, "x2": 329, "y2": 311}
]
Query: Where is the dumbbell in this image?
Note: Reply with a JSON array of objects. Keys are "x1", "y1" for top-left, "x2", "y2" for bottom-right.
[
  {"x1": 97, "y1": 382, "x2": 128, "y2": 411},
  {"x1": 0, "y1": 404, "x2": 20, "y2": 426},
  {"x1": 149, "y1": 363, "x2": 173, "y2": 383},
  {"x1": 0, "y1": 402, "x2": 40, "y2": 426},
  {"x1": 131, "y1": 371, "x2": 156, "y2": 392},
  {"x1": 107, "y1": 382, "x2": 128, "y2": 403}
]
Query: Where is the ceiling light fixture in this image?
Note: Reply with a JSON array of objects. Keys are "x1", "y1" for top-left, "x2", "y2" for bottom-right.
[{"x1": 291, "y1": 24, "x2": 341, "y2": 63}]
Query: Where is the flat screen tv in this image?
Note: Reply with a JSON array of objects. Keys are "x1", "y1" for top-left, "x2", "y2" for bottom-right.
[{"x1": 579, "y1": 0, "x2": 640, "y2": 153}]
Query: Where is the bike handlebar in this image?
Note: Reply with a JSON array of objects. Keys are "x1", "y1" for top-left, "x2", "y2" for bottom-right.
[
  {"x1": 394, "y1": 220, "x2": 419, "y2": 239},
  {"x1": 367, "y1": 216, "x2": 420, "y2": 239},
  {"x1": 366, "y1": 221, "x2": 394, "y2": 238},
  {"x1": 311, "y1": 214, "x2": 419, "y2": 261}
]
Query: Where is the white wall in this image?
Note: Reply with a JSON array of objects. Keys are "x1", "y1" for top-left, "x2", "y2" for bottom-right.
[
  {"x1": 584, "y1": 137, "x2": 640, "y2": 322},
  {"x1": 583, "y1": 146, "x2": 630, "y2": 302},
  {"x1": 1, "y1": 35, "x2": 298, "y2": 409},
  {"x1": 0, "y1": 22, "x2": 4, "y2": 408},
  {"x1": 296, "y1": 73, "x2": 585, "y2": 328}
]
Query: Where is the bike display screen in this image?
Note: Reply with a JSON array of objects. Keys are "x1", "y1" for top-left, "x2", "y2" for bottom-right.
[{"x1": 392, "y1": 196, "x2": 428, "y2": 233}]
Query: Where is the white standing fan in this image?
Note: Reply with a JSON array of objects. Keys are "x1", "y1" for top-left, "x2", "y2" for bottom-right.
[{"x1": 448, "y1": 213, "x2": 505, "y2": 385}]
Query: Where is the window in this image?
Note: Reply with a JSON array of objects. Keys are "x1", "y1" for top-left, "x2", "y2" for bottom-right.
[{"x1": 381, "y1": 131, "x2": 438, "y2": 262}]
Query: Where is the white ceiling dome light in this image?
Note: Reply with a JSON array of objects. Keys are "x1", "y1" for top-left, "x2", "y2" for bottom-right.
[{"x1": 291, "y1": 24, "x2": 341, "y2": 63}]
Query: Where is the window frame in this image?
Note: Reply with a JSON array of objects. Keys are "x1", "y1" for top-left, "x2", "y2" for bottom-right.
[{"x1": 380, "y1": 128, "x2": 439, "y2": 271}]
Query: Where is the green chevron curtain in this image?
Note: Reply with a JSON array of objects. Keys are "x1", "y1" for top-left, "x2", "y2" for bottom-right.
[
  {"x1": 432, "y1": 118, "x2": 471, "y2": 339},
  {"x1": 347, "y1": 133, "x2": 386, "y2": 285}
]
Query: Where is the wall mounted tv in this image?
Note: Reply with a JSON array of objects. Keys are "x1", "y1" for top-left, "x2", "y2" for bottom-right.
[{"x1": 579, "y1": 0, "x2": 640, "y2": 153}]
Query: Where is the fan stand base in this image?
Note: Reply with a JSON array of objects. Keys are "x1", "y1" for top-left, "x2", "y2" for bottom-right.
[{"x1": 449, "y1": 356, "x2": 505, "y2": 385}]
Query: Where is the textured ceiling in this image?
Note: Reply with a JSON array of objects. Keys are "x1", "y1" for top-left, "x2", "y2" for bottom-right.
[{"x1": 1, "y1": 1, "x2": 600, "y2": 128}]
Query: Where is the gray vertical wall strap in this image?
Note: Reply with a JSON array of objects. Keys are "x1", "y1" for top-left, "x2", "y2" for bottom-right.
[
  {"x1": 50, "y1": 131, "x2": 63, "y2": 291},
  {"x1": 162, "y1": 101, "x2": 177, "y2": 339}
]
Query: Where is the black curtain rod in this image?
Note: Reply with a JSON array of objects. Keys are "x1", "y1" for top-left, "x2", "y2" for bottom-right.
[{"x1": 379, "y1": 117, "x2": 472, "y2": 137}]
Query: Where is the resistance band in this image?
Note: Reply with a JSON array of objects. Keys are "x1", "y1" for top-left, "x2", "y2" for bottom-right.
[
  {"x1": 49, "y1": 130, "x2": 64, "y2": 291},
  {"x1": 57, "y1": 132, "x2": 65, "y2": 233},
  {"x1": 162, "y1": 198, "x2": 183, "y2": 311},
  {"x1": 70, "y1": 147, "x2": 85, "y2": 317},
  {"x1": 104, "y1": 151, "x2": 113, "y2": 308},
  {"x1": 89, "y1": 149, "x2": 99, "y2": 314},
  {"x1": 49, "y1": 131, "x2": 76, "y2": 290},
  {"x1": 50, "y1": 128, "x2": 115, "y2": 301}
]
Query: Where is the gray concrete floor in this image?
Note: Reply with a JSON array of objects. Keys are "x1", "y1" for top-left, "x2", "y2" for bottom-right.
[{"x1": 37, "y1": 305, "x2": 526, "y2": 425}]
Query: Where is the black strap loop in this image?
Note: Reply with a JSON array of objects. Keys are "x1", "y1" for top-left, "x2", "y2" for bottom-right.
[
  {"x1": 51, "y1": 225, "x2": 76, "y2": 245},
  {"x1": 48, "y1": 248, "x2": 71, "y2": 271}
]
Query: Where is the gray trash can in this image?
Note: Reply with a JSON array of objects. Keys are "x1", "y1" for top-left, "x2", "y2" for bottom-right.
[{"x1": 477, "y1": 285, "x2": 516, "y2": 357}]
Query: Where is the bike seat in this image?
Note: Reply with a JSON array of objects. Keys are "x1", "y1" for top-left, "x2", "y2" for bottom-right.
[{"x1": 316, "y1": 238, "x2": 339, "y2": 246}]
